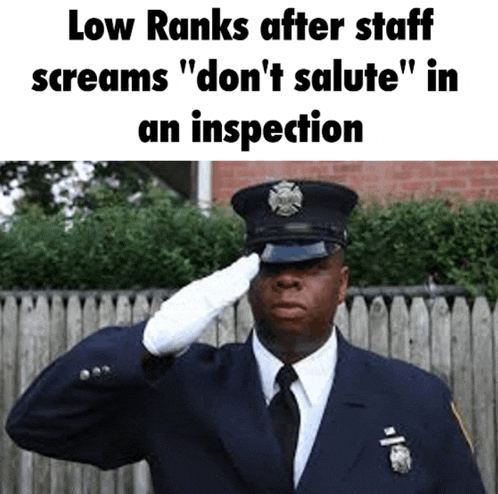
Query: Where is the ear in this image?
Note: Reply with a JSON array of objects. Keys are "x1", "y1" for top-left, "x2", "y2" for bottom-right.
[{"x1": 337, "y1": 265, "x2": 350, "y2": 305}]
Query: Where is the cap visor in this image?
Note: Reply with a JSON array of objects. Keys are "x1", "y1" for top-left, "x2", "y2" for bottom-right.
[{"x1": 260, "y1": 241, "x2": 330, "y2": 263}]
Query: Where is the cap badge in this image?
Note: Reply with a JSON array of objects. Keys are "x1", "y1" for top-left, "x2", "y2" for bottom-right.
[
  {"x1": 380, "y1": 427, "x2": 412, "y2": 475},
  {"x1": 268, "y1": 181, "x2": 303, "y2": 217}
]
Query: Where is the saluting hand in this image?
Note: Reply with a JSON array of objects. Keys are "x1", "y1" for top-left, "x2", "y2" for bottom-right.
[{"x1": 143, "y1": 253, "x2": 260, "y2": 356}]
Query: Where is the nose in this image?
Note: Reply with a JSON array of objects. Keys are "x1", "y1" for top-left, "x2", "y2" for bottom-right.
[{"x1": 273, "y1": 268, "x2": 301, "y2": 290}]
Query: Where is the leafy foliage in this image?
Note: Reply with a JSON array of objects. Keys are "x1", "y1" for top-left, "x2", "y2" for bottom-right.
[
  {"x1": 346, "y1": 198, "x2": 498, "y2": 300},
  {"x1": 0, "y1": 192, "x2": 497, "y2": 300},
  {"x1": 0, "y1": 186, "x2": 244, "y2": 289},
  {"x1": 0, "y1": 161, "x2": 152, "y2": 215}
]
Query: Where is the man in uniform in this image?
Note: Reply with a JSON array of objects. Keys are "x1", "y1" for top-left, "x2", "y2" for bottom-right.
[{"x1": 7, "y1": 180, "x2": 485, "y2": 493}]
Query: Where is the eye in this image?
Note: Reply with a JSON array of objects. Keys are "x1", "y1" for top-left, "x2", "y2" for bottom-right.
[
  {"x1": 298, "y1": 258, "x2": 328, "y2": 271},
  {"x1": 260, "y1": 258, "x2": 330, "y2": 275},
  {"x1": 295, "y1": 260, "x2": 317, "y2": 271},
  {"x1": 260, "y1": 264, "x2": 282, "y2": 276}
]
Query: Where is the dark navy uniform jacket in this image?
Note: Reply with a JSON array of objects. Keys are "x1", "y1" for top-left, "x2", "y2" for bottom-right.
[{"x1": 6, "y1": 321, "x2": 485, "y2": 494}]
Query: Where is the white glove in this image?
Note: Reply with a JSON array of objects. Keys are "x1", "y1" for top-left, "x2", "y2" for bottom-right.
[{"x1": 143, "y1": 253, "x2": 260, "y2": 356}]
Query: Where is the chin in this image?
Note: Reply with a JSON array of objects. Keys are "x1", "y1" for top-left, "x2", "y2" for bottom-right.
[
  {"x1": 265, "y1": 318, "x2": 312, "y2": 338},
  {"x1": 270, "y1": 316, "x2": 333, "y2": 338}
]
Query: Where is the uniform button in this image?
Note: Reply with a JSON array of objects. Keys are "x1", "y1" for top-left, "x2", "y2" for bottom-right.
[
  {"x1": 92, "y1": 367, "x2": 102, "y2": 377},
  {"x1": 79, "y1": 369, "x2": 90, "y2": 380},
  {"x1": 102, "y1": 365, "x2": 111, "y2": 373}
]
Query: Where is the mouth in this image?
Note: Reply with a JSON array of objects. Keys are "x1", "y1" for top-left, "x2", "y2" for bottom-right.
[{"x1": 269, "y1": 302, "x2": 307, "y2": 319}]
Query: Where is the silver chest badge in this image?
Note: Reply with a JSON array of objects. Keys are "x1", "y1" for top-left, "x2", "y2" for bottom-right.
[
  {"x1": 268, "y1": 181, "x2": 303, "y2": 217},
  {"x1": 389, "y1": 444, "x2": 412, "y2": 474},
  {"x1": 380, "y1": 427, "x2": 412, "y2": 475}
]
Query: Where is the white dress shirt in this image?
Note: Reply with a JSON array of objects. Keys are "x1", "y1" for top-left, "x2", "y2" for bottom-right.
[{"x1": 252, "y1": 328, "x2": 338, "y2": 488}]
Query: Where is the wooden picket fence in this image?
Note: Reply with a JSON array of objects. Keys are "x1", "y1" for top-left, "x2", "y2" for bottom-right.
[{"x1": 1, "y1": 291, "x2": 497, "y2": 494}]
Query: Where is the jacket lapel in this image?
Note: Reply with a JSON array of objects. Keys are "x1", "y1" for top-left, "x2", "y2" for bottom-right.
[
  {"x1": 214, "y1": 338, "x2": 291, "y2": 494},
  {"x1": 297, "y1": 331, "x2": 374, "y2": 493}
]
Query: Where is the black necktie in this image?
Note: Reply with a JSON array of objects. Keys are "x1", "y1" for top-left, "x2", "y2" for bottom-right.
[{"x1": 268, "y1": 364, "x2": 300, "y2": 487}]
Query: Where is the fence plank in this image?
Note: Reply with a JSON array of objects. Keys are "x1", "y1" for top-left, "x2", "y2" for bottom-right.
[
  {"x1": 430, "y1": 297, "x2": 451, "y2": 387},
  {"x1": 350, "y1": 296, "x2": 368, "y2": 350},
  {"x1": 34, "y1": 296, "x2": 50, "y2": 373},
  {"x1": 97, "y1": 293, "x2": 116, "y2": 491},
  {"x1": 83, "y1": 296, "x2": 98, "y2": 337},
  {"x1": 133, "y1": 460, "x2": 152, "y2": 494},
  {"x1": 132, "y1": 297, "x2": 154, "y2": 494},
  {"x1": 2, "y1": 296, "x2": 20, "y2": 494},
  {"x1": 390, "y1": 296, "x2": 410, "y2": 363},
  {"x1": 100, "y1": 465, "x2": 117, "y2": 493},
  {"x1": 50, "y1": 295, "x2": 68, "y2": 494},
  {"x1": 99, "y1": 294, "x2": 116, "y2": 328},
  {"x1": 133, "y1": 294, "x2": 150, "y2": 324},
  {"x1": 149, "y1": 292, "x2": 163, "y2": 317},
  {"x1": 94, "y1": 298, "x2": 118, "y2": 494},
  {"x1": 19, "y1": 296, "x2": 36, "y2": 494},
  {"x1": 33, "y1": 297, "x2": 51, "y2": 494},
  {"x1": 334, "y1": 302, "x2": 349, "y2": 341},
  {"x1": 471, "y1": 297, "x2": 495, "y2": 494},
  {"x1": 18, "y1": 297, "x2": 36, "y2": 393},
  {"x1": 235, "y1": 294, "x2": 254, "y2": 343},
  {"x1": 450, "y1": 297, "x2": 474, "y2": 439},
  {"x1": 67, "y1": 296, "x2": 83, "y2": 349},
  {"x1": 369, "y1": 297, "x2": 388, "y2": 357},
  {"x1": 67, "y1": 296, "x2": 83, "y2": 494},
  {"x1": 49, "y1": 295, "x2": 66, "y2": 361},
  {"x1": 81, "y1": 296, "x2": 101, "y2": 494},
  {"x1": 409, "y1": 297, "x2": 430, "y2": 372},
  {"x1": 116, "y1": 295, "x2": 132, "y2": 327},
  {"x1": 94, "y1": 298, "x2": 113, "y2": 494},
  {"x1": 115, "y1": 296, "x2": 135, "y2": 494}
]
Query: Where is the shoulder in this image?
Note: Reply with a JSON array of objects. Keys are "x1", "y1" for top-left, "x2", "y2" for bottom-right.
[{"x1": 340, "y1": 338, "x2": 451, "y2": 411}]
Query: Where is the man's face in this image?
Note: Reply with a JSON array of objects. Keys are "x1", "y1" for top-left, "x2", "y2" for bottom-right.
[{"x1": 249, "y1": 252, "x2": 349, "y2": 346}]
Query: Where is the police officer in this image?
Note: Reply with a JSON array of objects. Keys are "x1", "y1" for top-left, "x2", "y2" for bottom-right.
[{"x1": 7, "y1": 180, "x2": 485, "y2": 493}]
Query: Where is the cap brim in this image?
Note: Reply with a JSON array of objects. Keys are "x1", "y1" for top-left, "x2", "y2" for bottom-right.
[{"x1": 260, "y1": 241, "x2": 334, "y2": 263}]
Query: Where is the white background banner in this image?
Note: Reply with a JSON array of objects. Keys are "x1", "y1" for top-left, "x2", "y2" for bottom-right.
[{"x1": 1, "y1": 0, "x2": 496, "y2": 159}]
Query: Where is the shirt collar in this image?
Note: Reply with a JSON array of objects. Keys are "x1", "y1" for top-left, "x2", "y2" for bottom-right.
[{"x1": 252, "y1": 327, "x2": 338, "y2": 406}]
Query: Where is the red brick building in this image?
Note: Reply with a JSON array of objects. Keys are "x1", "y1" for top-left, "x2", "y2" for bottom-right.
[{"x1": 211, "y1": 162, "x2": 498, "y2": 203}]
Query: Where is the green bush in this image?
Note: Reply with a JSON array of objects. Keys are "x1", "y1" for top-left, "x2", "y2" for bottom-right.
[
  {"x1": 347, "y1": 198, "x2": 498, "y2": 301},
  {"x1": 0, "y1": 191, "x2": 497, "y2": 301},
  {"x1": 0, "y1": 188, "x2": 244, "y2": 290}
]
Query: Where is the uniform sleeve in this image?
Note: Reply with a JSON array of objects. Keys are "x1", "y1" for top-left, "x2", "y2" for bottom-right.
[{"x1": 5, "y1": 321, "x2": 165, "y2": 470}]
